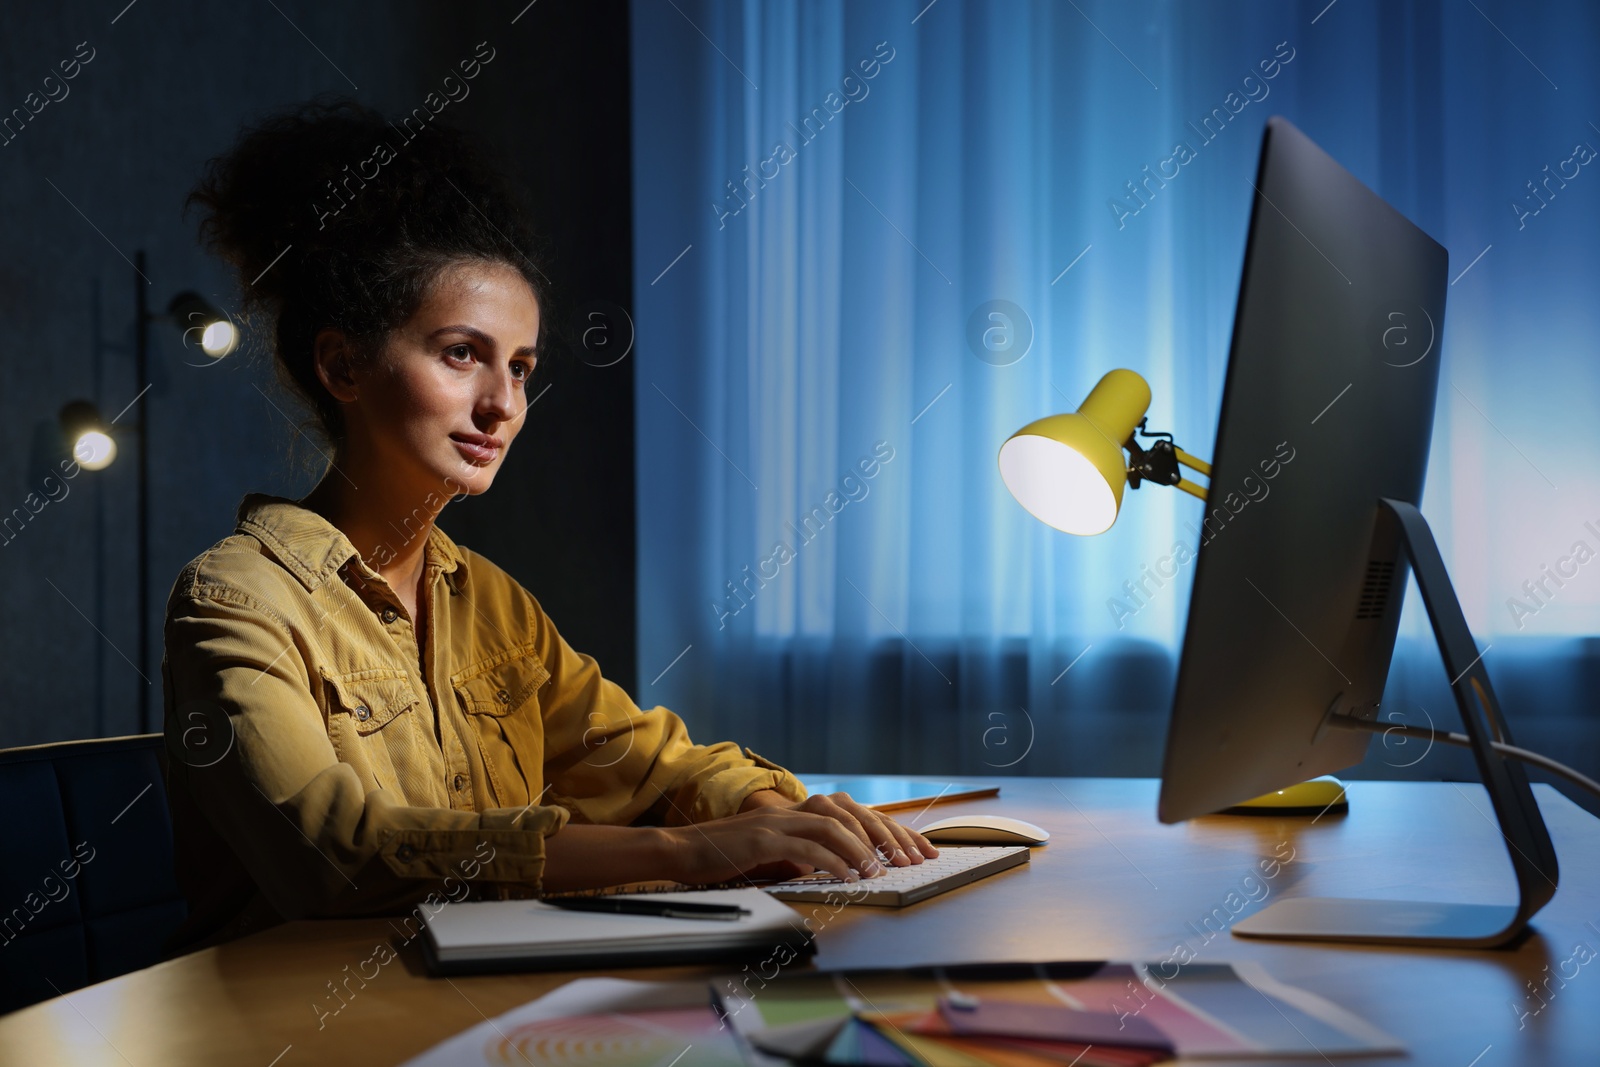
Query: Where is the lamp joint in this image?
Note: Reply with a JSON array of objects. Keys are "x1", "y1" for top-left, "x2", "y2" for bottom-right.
[{"x1": 1125, "y1": 419, "x2": 1182, "y2": 490}]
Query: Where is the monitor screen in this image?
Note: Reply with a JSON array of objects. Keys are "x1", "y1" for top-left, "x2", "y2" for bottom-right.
[{"x1": 1158, "y1": 116, "x2": 1449, "y2": 823}]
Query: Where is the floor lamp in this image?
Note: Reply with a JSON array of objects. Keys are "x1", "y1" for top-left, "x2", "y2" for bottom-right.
[{"x1": 58, "y1": 250, "x2": 238, "y2": 734}]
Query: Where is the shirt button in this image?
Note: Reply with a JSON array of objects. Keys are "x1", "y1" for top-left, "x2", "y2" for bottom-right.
[
  {"x1": 380, "y1": 607, "x2": 398, "y2": 624},
  {"x1": 496, "y1": 689, "x2": 511, "y2": 705},
  {"x1": 453, "y1": 774, "x2": 465, "y2": 791},
  {"x1": 395, "y1": 844, "x2": 416, "y2": 862},
  {"x1": 355, "y1": 705, "x2": 372, "y2": 721}
]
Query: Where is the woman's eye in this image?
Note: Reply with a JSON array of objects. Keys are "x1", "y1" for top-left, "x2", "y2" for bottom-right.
[
  {"x1": 446, "y1": 344, "x2": 474, "y2": 363},
  {"x1": 511, "y1": 361, "x2": 533, "y2": 382}
]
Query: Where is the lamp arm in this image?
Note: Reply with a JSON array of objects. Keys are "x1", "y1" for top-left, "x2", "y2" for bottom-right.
[{"x1": 1173, "y1": 448, "x2": 1211, "y2": 477}]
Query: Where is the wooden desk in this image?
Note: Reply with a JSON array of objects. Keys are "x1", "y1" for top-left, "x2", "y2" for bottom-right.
[{"x1": 3, "y1": 778, "x2": 1598, "y2": 1065}]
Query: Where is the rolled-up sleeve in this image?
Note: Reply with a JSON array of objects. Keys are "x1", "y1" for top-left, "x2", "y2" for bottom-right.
[
  {"x1": 164, "y1": 585, "x2": 573, "y2": 919},
  {"x1": 530, "y1": 593, "x2": 808, "y2": 828}
]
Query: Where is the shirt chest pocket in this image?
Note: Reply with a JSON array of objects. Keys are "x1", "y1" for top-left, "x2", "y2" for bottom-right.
[
  {"x1": 450, "y1": 644, "x2": 550, "y2": 809},
  {"x1": 321, "y1": 667, "x2": 424, "y2": 793}
]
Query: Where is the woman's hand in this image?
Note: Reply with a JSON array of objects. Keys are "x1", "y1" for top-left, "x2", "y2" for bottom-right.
[{"x1": 662, "y1": 791, "x2": 940, "y2": 886}]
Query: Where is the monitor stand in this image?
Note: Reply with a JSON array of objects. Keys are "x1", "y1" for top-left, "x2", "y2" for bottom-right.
[{"x1": 1232, "y1": 498, "x2": 1559, "y2": 948}]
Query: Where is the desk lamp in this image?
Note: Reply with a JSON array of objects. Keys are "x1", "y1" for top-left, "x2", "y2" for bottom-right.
[
  {"x1": 998, "y1": 368, "x2": 1208, "y2": 534},
  {"x1": 998, "y1": 367, "x2": 1346, "y2": 814}
]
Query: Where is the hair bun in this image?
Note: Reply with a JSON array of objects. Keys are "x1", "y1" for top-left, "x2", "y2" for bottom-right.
[
  {"x1": 190, "y1": 97, "x2": 361, "y2": 303},
  {"x1": 189, "y1": 96, "x2": 530, "y2": 303}
]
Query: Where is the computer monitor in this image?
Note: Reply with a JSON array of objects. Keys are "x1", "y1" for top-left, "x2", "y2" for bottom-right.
[{"x1": 1156, "y1": 116, "x2": 1558, "y2": 947}]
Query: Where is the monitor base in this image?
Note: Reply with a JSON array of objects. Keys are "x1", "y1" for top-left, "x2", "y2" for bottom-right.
[
  {"x1": 1227, "y1": 500, "x2": 1560, "y2": 950},
  {"x1": 1234, "y1": 896, "x2": 1526, "y2": 948}
]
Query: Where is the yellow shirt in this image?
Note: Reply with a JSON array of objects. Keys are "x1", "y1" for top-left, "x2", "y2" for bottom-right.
[{"x1": 159, "y1": 493, "x2": 805, "y2": 955}]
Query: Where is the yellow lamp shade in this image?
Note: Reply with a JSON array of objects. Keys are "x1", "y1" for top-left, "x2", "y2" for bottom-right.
[{"x1": 998, "y1": 368, "x2": 1151, "y2": 535}]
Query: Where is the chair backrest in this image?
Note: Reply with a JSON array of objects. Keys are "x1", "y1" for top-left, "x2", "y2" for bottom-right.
[{"x1": 0, "y1": 733, "x2": 187, "y2": 1016}]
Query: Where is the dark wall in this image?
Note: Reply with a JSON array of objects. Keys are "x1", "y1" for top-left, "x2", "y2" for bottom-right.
[
  {"x1": 416, "y1": 1, "x2": 639, "y2": 698},
  {"x1": 0, "y1": 0, "x2": 635, "y2": 747}
]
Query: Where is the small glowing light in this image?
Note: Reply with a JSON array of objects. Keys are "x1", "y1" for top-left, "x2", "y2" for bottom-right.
[
  {"x1": 74, "y1": 431, "x2": 117, "y2": 471},
  {"x1": 200, "y1": 319, "x2": 239, "y2": 358}
]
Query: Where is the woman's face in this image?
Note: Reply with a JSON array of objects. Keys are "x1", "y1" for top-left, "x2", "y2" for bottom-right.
[{"x1": 343, "y1": 260, "x2": 540, "y2": 503}]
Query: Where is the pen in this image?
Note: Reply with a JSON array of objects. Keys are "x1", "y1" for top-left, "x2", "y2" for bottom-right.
[{"x1": 545, "y1": 897, "x2": 751, "y2": 921}]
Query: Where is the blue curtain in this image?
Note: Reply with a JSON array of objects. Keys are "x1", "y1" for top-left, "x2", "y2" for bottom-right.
[{"x1": 630, "y1": 0, "x2": 1600, "y2": 782}]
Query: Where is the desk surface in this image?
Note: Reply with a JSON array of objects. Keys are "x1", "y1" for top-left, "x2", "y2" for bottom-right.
[{"x1": 3, "y1": 777, "x2": 1598, "y2": 1065}]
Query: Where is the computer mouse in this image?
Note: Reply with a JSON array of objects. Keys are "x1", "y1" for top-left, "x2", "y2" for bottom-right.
[
  {"x1": 917, "y1": 814, "x2": 1050, "y2": 845},
  {"x1": 1219, "y1": 776, "x2": 1349, "y2": 816}
]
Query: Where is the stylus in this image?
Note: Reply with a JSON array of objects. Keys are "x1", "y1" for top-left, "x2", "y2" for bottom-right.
[{"x1": 544, "y1": 897, "x2": 750, "y2": 921}]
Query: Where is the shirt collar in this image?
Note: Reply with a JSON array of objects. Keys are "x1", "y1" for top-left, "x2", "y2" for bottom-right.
[{"x1": 234, "y1": 493, "x2": 468, "y2": 594}]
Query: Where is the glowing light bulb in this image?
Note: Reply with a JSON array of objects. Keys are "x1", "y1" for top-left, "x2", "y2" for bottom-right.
[
  {"x1": 200, "y1": 319, "x2": 238, "y2": 357},
  {"x1": 74, "y1": 430, "x2": 117, "y2": 471}
]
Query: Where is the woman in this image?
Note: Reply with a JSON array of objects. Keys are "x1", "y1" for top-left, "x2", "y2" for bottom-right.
[{"x1": 160, "y1": 100, "x2": 935, "y2": 956}]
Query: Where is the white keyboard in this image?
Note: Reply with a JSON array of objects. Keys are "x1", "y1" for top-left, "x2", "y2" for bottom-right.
[{"x1": 762, "y1": 846, "x2": 1030, "y2": 907}]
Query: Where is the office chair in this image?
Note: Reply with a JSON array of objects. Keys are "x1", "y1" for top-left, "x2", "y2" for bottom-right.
[{"x1": 0, "y1": 733, "x2": 187, "y2": 1016}]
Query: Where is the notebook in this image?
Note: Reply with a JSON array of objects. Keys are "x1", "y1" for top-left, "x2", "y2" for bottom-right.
[{"x1": 419, "y1": 888, "x2": 814, "y2": 976}]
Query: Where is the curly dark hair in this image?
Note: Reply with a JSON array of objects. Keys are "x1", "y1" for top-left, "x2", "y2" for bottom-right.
[{"x1": 186, "y1": 96, "x2": 557, "y2": 457}]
